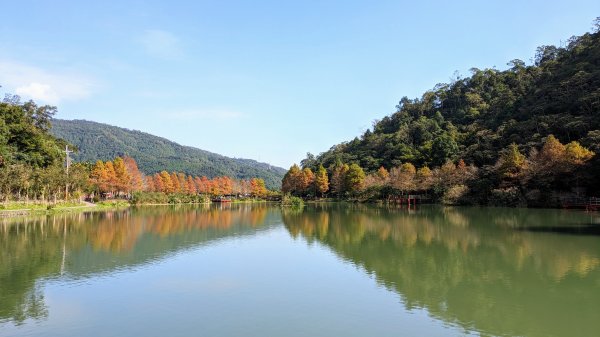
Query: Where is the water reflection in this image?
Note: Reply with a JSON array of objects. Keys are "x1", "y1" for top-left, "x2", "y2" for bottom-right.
[
  {"x1": 1, "y1": 204, "x2": 599, "y2": 337},
  {"x1": 282, "y1": 204, "x2": 600, "y2": 337},
  {"x1": 0, "y1": 204, "x2": 276, "y2": 325}
]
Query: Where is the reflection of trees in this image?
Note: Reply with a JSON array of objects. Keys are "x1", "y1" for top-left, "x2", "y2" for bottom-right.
[
  {"x1": 84, "y1": 205, "x2": 269, "y2": 251},
  {"x1": 0, "y1": 204, "x2": 273, "y2": 324},
  {"x1": 283, "y1": 205, "x2": 600, "y2": 337},
  {"x1": 0, "y1": 218, "x2": 57, "y2": 325}
]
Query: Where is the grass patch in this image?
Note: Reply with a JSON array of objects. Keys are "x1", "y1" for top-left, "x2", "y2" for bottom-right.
[
  {"x1": 281, "y1": 194, "x2": 305, "y2": 208},
  {"x1": 0, "y1": 201, "x2": 88, "y2": 210},
  {"x1": 130, "y1": 192, "x2": 211, "y2": 205},
  {"x1": 232, "y1": 198, "x2": 267, "y2": 203},
  {"x1": 96, "y1": 200, "x2": 130, "y2": 208}
]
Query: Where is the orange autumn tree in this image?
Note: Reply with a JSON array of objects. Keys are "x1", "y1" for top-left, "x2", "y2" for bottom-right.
[
  {"x1": 377, "y1": 166, "x2": 389, "y2": 180},
  {"x1": 186, "y1": 175, "x2": 197, "y2": 194},
  {"x1": 145, "y1": 176, "x2": 156, "y2": 192},
  {"x1": 90, "y1": 156, "x2": 145, "y2": 197},
  {"x1": 160, "y1": 171, "x2": 174, "y2": 193},
  {"x1": 90, "y1": 160, "x2": 109, "y2": 193},
  {"x1": 301, "y1": 168, "x2": 315, "y2": 195},
  {"x1": 210, "y1": 178, "x2": 221, "y2": 195},
  {"x1": 281, "y1": 164, "x2": 303, "y2": 195},
  {"x1": 104, "y1": 161, "x2": 118, "y2": 193},
  {"x1": 170, "y1": 172, "x2": 181, "y2": 193},
  {"x1": 201, "y1": 176, "x2": 212, "y2": 194},
  {"x1": 194, "y1": 176, "x2": 207, "y2": 194},
  {"x1": 250, "y1": 178, "x2": 267, "y2": 198},
  {"x1": 241, "y1": 179, "x2": 252, "y2": 195},
  {"x1": 123, "y1": 156, "x2": 144, "y2": 192},
  {"x1": 177, "y1": 173, "x2": 186, "y2": 193},
  {"x1": 113, "y1": 157, "x2": 131, "y2": 195},
  {"x1": 153, "y1": 173, "x2": 164, "y2": 192},
  {"x1": 219, "y1": 176, "x2": 233, "y2": 195},
  {"x1": 89, "y1": 156, "x2": 269, "y2": 199}
]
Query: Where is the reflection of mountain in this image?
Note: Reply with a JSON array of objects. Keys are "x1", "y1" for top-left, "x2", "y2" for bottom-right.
[
  {"x1": 282, "y1": 205, "x2": 600, "y2": 337},
  {"x1": 0, "y1": 204, "x2": 279, "y2": 324}
]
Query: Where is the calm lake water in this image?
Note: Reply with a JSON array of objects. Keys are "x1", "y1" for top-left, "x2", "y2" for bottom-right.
[{"x1": 1, "y1": 204, "x2": 599, "y2": 337}]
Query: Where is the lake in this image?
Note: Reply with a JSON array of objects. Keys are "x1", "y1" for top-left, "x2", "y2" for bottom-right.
[{"x1": 1, "y1": 203, "x2": 599, "y2": 337}]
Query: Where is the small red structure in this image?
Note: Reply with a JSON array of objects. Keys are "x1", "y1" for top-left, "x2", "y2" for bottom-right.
[
  {"x1": 586, "y1": 197, "x2": 600, "y2": 211},
  {"x1": 388, "y1": 194, "x2": 428, "y2": 206},
  {"x1": 560, "y1": 197, "x2": 600, "y2": 211}
]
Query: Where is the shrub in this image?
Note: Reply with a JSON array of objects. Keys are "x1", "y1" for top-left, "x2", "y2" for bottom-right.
[
  {"x1": 489, "y1": 187, "x2": 526, "y2": 207},
  {"x1": 131, "y1": 192, "x2": 169, "y2": 205},
  {"x1": 281, "y1": 194, "x2": 304, "y2": 208},
  {"x1": 442, "y1": 184, "x2": 469, "y2": 205}
]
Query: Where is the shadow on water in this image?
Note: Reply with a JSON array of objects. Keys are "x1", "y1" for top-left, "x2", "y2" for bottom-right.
[{"x1": 516, "y1": 224, "x2": 600, "y2": 236}]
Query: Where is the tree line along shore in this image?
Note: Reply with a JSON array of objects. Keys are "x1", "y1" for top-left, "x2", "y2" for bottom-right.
[{"x1": 282, "y1": 135, "x2": 594, "y2": 207}]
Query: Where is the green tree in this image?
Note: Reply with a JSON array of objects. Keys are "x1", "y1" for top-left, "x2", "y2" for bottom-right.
[
  {"x1": 496, "y1": 143, "x2": 527, "y2": 178},
  {"x1": 431, "y1": 134, "x2": 459, "y2": 167},
  {"x1": 345, "y1": 164, "x2": 365, "y2": 195},
  {"x1": 314, "y1": 165, "x2": 329, "y2": 197},
  {"x1": 565, "y1": 141, "x2": 594, "y2": 165}
]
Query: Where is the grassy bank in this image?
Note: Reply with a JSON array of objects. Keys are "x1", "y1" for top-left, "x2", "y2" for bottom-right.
[
  {"x1": 0, "y1": 192, "x2": 278, "y2": 217},
  {"x1": 0, "y1": 199, "x2": 134, "y2": 217}
]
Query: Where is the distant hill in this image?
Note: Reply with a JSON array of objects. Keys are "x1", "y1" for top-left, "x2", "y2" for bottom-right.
[{"x1": 50, "y1": 119, "x2": 286, "y2": 189}]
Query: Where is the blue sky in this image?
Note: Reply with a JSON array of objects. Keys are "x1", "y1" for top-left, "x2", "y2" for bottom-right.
[{"x1": 1, "y1": 1, "x2": 598, "y2": 168}]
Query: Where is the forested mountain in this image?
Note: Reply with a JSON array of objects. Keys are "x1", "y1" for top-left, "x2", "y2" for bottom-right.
[
  {"x1": 297, "y1": 23, "x2": 600, "y2": 193},
  {"x1": 287, "y1": 22, "x2": 600, "y2": 206},
  {"x1": 50, "y1": 119, "x2": 286, "y2": 189},
  {"x1": 309, "y1": 24, "x2": 600, "y2": 171}
]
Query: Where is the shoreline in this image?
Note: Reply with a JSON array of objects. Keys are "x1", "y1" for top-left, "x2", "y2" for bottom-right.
[
  {"x1": 3, "y1": 198, "x2": 589, "y2": 218},
  {"x1": 0, "y1": 198, "x2": 276, "y2": 217}
]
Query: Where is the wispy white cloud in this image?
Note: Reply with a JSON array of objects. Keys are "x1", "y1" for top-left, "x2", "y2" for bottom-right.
[
  {"x1": 139, "y1": 29, "x2": 183, "y2": 59},
  {"x1": 15, "y1": 82, "x2": 57, "y2": 103},
  {"x1": 164, "y1": 108, "x2": 244, "y2": 121},
  {"x1": 0, "y1": 60, "x2": 96, "y2": 104}
]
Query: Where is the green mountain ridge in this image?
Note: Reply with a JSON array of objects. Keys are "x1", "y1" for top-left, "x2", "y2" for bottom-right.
[{"x1": 50, "y1": 119, "x2": 286, "y2": 189}]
